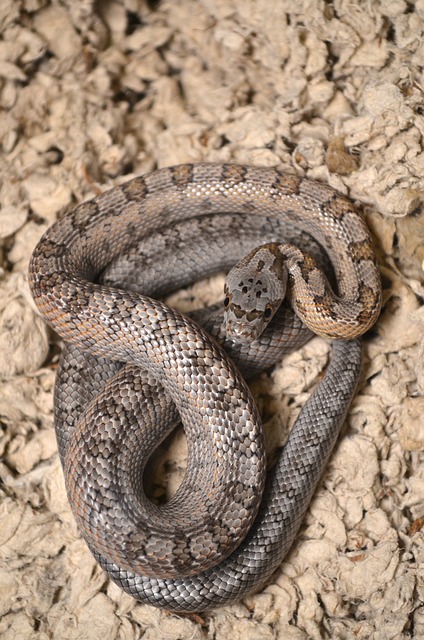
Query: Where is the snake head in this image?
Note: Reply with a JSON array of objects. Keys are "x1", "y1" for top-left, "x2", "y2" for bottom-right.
[{"x1": 223, "y1": 244, "x2": 288, "y2": 343}]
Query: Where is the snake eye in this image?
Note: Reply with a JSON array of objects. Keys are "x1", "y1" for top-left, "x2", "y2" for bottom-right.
[
  {"x1": 224, "y1": 296, "x2": 230, "y2": 308},
  {"x1": 264, "y1": 305, "x2": 272, "y2": 319}
]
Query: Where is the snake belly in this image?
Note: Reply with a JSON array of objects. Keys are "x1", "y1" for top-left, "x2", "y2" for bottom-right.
[{"x1": 28, "y1": 163, "x2": 381, "y2": 611}]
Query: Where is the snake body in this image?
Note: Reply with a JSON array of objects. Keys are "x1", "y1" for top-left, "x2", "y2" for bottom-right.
[{"x1": 29, "y1": 163, "x2": 381, "y2": 611}]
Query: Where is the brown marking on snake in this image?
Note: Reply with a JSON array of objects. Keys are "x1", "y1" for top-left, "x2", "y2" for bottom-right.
[
  {"x1": 322, "y1": 193, "x2": 355, "y2": 219},
  {"x1": 348, "y1": 239, "x2": 378, "y2": 263},
  {"x1": 121, "y1": 176, "x2": 149, "y2": 202},
  {"x1": 68, "y1": 201, "x2": 99, "y2": 231},
  {"x1": 231, "y1": 306, "x2": 245, "y2": 319},
  {"x1": 298, "y1": 251, "x2": 318, "y2": 270},
  {"x1": 246, "y1": 310, "x2": 262, "y2": 322},
  {"x1": 271, "y1": 172, "x2": 302, "y2": 196},
  {"x1": 312, "y1": 295, "x2": 339, "y2": 321},
  {"x1": 357, "y1": 283, "x2": 382, "y2": 322},
  {"x1": 37, "y1": 237, "x2": 68, "y2": 260},
  {"x1": 170, "y1": 164, "x2": 195, "y2": 188},
  {"x1": 222, "y1": 163, "x2": 248, "y2": 184}
]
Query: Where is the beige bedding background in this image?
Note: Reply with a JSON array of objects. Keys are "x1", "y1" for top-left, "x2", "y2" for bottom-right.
[{"x1": 1, "y1": 1, "x2": 424, "y2": 638}]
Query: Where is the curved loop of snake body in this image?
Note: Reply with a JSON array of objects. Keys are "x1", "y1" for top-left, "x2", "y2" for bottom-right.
[{"x1": 29, "y1": 163, "x2": 381, "y2": 611}]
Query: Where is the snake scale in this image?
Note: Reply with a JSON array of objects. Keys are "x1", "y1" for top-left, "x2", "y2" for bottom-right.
[{"x1": 29, "y1": 163, "x2": 381, "y2": 611}]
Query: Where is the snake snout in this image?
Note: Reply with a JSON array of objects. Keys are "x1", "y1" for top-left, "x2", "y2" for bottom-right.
[{"x1": 226, "y1": 320, "x2": 258, "y2": 343}]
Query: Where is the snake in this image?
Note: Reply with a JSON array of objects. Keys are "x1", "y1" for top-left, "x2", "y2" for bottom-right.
[{"x1": 28, "y1": 163, "x2": 381, "y2": 612}]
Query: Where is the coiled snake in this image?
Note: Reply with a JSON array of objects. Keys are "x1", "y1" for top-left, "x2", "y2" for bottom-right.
[{"x1": 29, "y1": 163, "x2": 381, "y2": 611}]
